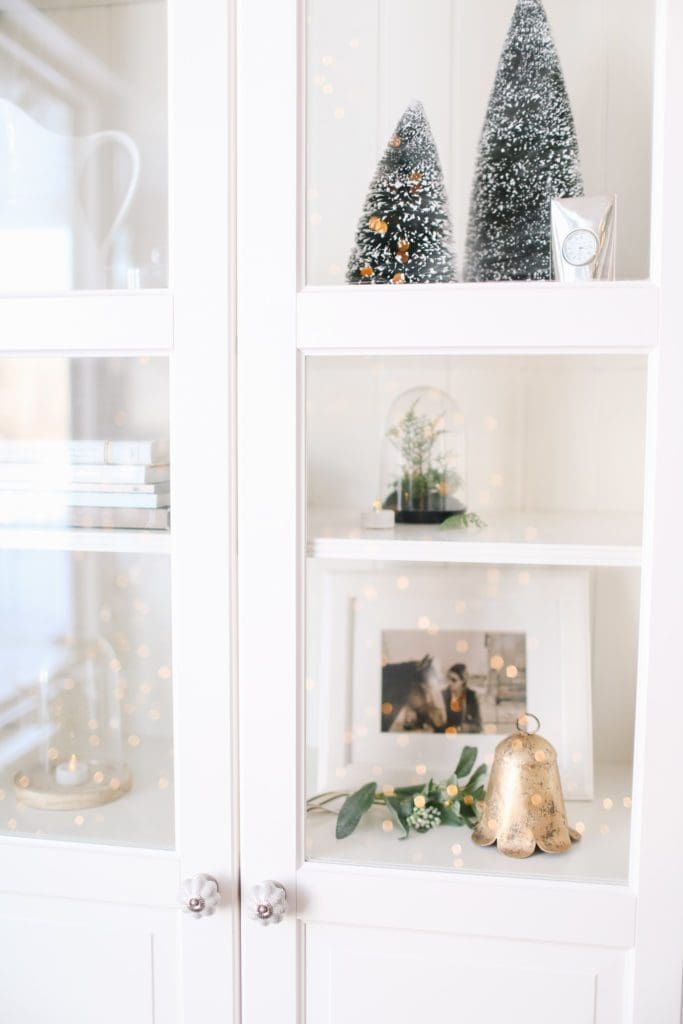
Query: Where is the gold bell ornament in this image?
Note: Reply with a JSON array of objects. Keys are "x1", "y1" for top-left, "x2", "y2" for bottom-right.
[{"x1": 472, "y1": 713, "x2": 581, "y2": 859}]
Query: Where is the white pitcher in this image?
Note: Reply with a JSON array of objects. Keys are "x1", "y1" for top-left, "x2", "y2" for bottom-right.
[{"x1": 0, "y1": 98, "x2": 140, "y2": 291}]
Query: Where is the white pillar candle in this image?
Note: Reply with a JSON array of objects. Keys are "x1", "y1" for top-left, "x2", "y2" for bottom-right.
[
  {"x1": 360, "y1": 500, "x2": 395, "y2": 530},
  {"x1": 55, "y1": 755, "x2": 89, "y2": 787}
]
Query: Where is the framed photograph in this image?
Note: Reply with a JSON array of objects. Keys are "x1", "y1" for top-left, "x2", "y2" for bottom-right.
[{"x1": 308, "y1": 563, "x2": 593, "y2": 799}]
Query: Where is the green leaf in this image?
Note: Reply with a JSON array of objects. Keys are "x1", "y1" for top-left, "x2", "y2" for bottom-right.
[
  {"x1": 439, "y1": 512, "x2": 487, "y2": 531},
  {"x1": 335, "y1": 782, "x2": 377, "y2": 839},
  {"x1": 393, "y1": 784, "x2": 427, "y2": 798},
  {"x1": 454, "y1": 746, "x2": 477, "y2": 779},
  {"x1": 460, "y1": 801, "x2": 478, "y2": 820},
  {"x1": 440, "y1": 805, "x2": 466, "y2": 827},
  {"x1": 385, "y1": 796, "x2": 410, "y2": 839},
  {"x1": 461, "y1": 764, "x2": 487, "y2": 793},
  {"x1": 399, "y1": 797, "x2": 416, "y2": 819}
]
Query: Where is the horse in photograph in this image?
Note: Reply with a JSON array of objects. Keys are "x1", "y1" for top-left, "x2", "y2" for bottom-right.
[{"x1": 382, "y1": 655, "x2": 447, "y2": 732}]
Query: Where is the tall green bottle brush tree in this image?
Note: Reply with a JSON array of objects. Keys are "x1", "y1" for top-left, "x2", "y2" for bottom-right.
[
  {"x1": 347, "y1": 102, "x2": 456, "y2": 285},
  {"x1": 465, "y1": 0, "x2": 583, "y2": 282}
]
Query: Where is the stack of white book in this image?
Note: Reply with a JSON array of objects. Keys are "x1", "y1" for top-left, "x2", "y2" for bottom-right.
[{"x1": 0, "y1": 439, "x2": 170, "y2": 530}]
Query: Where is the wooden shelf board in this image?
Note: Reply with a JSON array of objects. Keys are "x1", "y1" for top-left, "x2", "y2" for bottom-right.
[
  {"x1": 306, "y1": 761, "x2": 633, "y2": 887},
  {"x1": 0, "y1": 526, "x2": 171, "y2": 555},
  {"x1": 307, "y1": 508, "x2": 642, "y2": 567},
  {"x1": 0, "y1": 291, "x2": 173, "y2": 355},
  {"x1": 0, "y1": 738, "x2": 174, "y2": 851},
  {"x1": 298, "y1": 281, "x2": 658, "y2": 353},
  {"x1": 36, "y1": 0, "x2": 159, "y2": 8}
]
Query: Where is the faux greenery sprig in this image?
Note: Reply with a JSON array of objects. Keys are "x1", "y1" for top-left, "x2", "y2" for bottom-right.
[
  {"x1": 307, "y1": 746, "x2": 487, "y2": 841},
  {"x1": 440, "y1": 512, "x2": 487, "y2": 530},
  {"x1": 386, "y1": 398, "x2": 453, "y2": 483},
  {"x1": 384, "y1": 398, "x2": 462, "y2": 513}
]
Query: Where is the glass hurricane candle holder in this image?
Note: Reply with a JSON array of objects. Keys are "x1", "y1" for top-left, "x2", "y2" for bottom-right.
[
  {"x1": 13, "y1": 635, "x2": 132, "y2": 810},
  {"x1": 380, "y1": 385, "x2": 467, "y2": 524}
]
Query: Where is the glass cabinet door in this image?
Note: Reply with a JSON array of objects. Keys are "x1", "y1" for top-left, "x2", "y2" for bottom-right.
[
  {"x1": 0, "y1": 355, "x2": 173, "y2": 848},
  {"x1": 306, "y1": 0, "x2": 655, "y2": 286},
  {"x1": 0, "y1": 0, "x2": 168, "y2": 291},
  {"x1": 304, "y1": 353, "x2": 645, "y2": 885},
  {"x1": 0, "y1": 0, "x2": 235, "y2": 1019}
]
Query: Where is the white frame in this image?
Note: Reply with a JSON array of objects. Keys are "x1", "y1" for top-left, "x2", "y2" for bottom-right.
[{"x1": 312, "y1": 564, "x2": 593, "y2": 798}]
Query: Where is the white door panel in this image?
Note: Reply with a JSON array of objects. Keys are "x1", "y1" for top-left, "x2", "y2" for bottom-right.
[
  {"x1": 0, "y1": 898, "x2": 177, "y2": 1024},
  {"x1": 306, "y1": 924, "x2": 624, "y2": 1024}
]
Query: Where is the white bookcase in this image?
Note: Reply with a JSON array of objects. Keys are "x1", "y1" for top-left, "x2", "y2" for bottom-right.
[{"x1": 1, "y1": 0, "x2": 682, "y2": 1020}]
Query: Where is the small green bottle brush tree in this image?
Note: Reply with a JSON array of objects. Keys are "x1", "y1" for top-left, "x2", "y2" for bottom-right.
[
  {"x1": 465, "y1": 0, "x2": 583, "y2": 281},
  {"x1": 347, "y1": 101, "x2": 456, "y2": 285}
]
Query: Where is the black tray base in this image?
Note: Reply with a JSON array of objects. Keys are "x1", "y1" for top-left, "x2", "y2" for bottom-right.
[{"x1": 394, "y1": 506, "x2": 467, "y2": 525}]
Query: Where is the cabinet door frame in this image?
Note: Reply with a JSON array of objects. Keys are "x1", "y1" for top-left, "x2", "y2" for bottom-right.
[
  {"x1": 170, "y1": 0, "x2": 238, "y2": 1018},
  {"x1": 630, "y1": 0, "x2": 683, "y2": 1016},
  {"x1": 237, "y1": 0, "x2": 683, "y2": 1021},
  {"x1": 0, "y1": 0, "x2": 239, "y2": 1019},
  {"x1": 237, "y1": 0, "x2": 301, "y2": 1018}
]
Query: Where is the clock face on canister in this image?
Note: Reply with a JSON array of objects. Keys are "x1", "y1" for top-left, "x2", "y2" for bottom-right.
[{"x1": 562, "y1": 228, "x2": 599, "y2": 267}]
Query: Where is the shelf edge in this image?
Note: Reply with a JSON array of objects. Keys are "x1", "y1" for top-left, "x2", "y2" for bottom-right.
[{"x1": 307, "y1": 539, "x2": 642, "y2": 568}]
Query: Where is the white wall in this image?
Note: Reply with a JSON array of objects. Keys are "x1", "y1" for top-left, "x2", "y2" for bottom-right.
[
  {"x1": 591, "y1": 567, "x2": 639, "y2": 765},
  {"x1": 306, "y1": 0, "x2": 655, "y2": 283},
  {"x1": 306, "y1": 354, "x2": 648, "y2": 516}
]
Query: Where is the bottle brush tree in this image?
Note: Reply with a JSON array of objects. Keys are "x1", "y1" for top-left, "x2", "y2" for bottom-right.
[
  {"x1": 465, "y1": 0, "x2": 583, "y2": 282},
  {"x1": 347, "y1": 101, "x2": 456, "y2": 285}
]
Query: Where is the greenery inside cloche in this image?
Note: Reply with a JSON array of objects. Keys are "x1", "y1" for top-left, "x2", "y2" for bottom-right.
[{"x1": 381, "y1": 386, "x2": 467, "y2": 524}]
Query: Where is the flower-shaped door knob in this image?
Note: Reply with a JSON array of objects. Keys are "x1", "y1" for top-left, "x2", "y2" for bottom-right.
[
  {"x1": 246, "y1": 880, "x2": 288, "y2": 925},
  {"x1": 179, "y1": 873, "x2": 220, "y2": 919}
]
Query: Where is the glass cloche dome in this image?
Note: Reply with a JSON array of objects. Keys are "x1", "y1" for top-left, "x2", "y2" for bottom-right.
[
  {"x1": 10, "y1": 635, "x2": 131, "y2": 810},
  {"x1": 381, "y1": 385, "x2": 467, "y2": 523}
]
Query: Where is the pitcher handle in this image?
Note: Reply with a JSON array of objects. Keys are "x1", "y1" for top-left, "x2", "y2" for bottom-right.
[{"x1": 80, "y1": 130, "x2": 141, "y2": 254}]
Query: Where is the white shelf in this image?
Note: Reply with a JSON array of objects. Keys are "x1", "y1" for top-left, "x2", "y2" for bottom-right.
[
  {"x1": 0, "y1": 292, "x2": 173, "y2": 354},
  {"x1": 0, "y1": 739, "x2": 174, "y2": 851},
  {"x1": 298, "y1": 282, "x2": 658, "y2": 353},
  {"x1": 306, "y1": 762, "x2": 633, "y2": 887},
  {"x1": 0, "y1": 527, "x2": 171, "y2": 555},
  {"x1": 307, "y1": 508, "x2": 642, "y2": 567},
  {"x1": 36, "y1": 0, "x2": 158, "y2": 8}
]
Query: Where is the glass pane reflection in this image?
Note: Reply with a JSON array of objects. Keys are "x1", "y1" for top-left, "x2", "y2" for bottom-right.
[
  {"x1": 0, "y1": 550, "x2": 174, "y2": 849},
  {"x1": 0, "y1": 0, "x2": 167, "y2": 291},
  {"x1": 0, "y1": 356, "x2": 170, "y2": 531}
]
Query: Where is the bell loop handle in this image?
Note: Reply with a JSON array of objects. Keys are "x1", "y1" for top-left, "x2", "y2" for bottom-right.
[{"x1": 516, "y1": 713, "x2": 540, "y2": 735}]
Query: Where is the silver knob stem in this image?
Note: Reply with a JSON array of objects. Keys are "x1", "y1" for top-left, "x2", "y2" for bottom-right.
[
  {"x1": 246, "y1": 880, "x2": 287, "y2": 925},
  {"x1": 179, "y1": 873, "x2": 220, "y2": 919}
]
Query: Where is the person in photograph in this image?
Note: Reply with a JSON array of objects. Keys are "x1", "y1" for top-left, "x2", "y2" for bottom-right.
[{"x1": 440, "y1": 663, "x2": 482, "y2": 734}]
